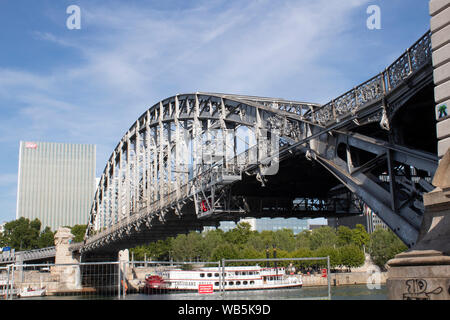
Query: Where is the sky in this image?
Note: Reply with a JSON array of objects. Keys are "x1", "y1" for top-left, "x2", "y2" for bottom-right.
[{"x1": 0, "y1": 0, "x2": 431, "y2": 224}]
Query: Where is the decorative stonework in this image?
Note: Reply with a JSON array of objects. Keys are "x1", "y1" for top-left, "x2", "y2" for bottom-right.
[
  {"x1": 51, "y1": 227, "x2": 81, "y2": 291},
  {"x1": 386, "y1": 1, "x2": 450, "y2": 299}
]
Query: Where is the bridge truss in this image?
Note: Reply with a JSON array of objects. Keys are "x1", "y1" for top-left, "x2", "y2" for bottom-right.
[{"x1": 83, "y1": 31, "x2": 437, "y2": 254}]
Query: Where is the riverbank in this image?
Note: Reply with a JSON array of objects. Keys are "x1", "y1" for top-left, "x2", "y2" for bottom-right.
[{"x1": 301, "y1": 271, "x2": 387, "y2": 287}]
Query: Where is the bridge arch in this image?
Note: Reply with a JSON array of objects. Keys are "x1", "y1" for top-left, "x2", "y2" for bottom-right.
[{"x1": 83, "y1": 30, "x2": 437, "y2": 255}]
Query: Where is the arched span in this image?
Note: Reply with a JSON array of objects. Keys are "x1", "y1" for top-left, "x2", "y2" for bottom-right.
[
  {"x1": 85, "y1": 93, "x2": 320, "y2": 242},
  {"x1": 82, "y1": 30, "x2": 437, "y2": 254}
]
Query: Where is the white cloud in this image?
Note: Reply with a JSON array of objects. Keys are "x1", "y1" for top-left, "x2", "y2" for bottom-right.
[{"x1": 0, "y1": 0, "x2": 372, "y2": 177}]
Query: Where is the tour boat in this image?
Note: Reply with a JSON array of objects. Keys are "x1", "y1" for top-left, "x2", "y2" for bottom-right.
[
  {"x1": 17, "y1": 287, "x2": 46, "y2": 298},
  {"x1": 144, "y1": 265, "x2": 302, "y2": 293}
]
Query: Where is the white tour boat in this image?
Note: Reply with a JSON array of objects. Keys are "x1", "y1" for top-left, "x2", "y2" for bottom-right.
[
  {"x1": 17, "y1": 286, "x2": 46, "y2": 298},
  {"x1": 144, "y1": 265, "x2": 302, "y2": 293}
]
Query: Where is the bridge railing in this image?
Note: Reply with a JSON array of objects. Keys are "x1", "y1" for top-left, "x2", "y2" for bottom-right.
[
  {"x1": 85, "y1": 144, "x2": 264, "y2": 246},
  {"x1": 312, "y1": 30, "x2": 432, "y2": 126}
]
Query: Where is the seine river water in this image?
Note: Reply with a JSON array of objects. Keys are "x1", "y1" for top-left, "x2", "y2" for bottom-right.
[
  {"x1": 23, "y1": 284, "x2": 386, "y2": 300},
  {"x1": 121, "y1": 284, "x2": 387, "y2": 300}
]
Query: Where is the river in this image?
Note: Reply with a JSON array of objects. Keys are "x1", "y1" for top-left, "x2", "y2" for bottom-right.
[
  {"x1": 123, "y1": 284, "x2": 387, "y2": 300},
  {"x1": 21, "y1": 284, "x2": 387, "y2": 300}
]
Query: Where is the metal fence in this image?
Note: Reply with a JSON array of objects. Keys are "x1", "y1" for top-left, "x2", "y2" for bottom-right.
[
  {"x1": 0, "y1": 262, "x2": 124, "y2": 300},
  {"x1": 0, "y1": 257, "x2": 331, "y2": 300}
]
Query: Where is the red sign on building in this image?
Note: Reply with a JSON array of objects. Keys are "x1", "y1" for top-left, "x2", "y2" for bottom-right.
[
  {"x1": 321, "y1": 268, "x2": 327, "y2": 278},
  {"x1": 198, "y1": 284, "x2": 214, "y2": 294},
  {"x1": 25, "y1": 142, "x2": 37, "y2": 149}
]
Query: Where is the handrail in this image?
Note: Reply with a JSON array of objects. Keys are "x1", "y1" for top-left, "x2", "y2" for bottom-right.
[{"x1": 312, "y1": 30, "x2": 432, "y2": 126}]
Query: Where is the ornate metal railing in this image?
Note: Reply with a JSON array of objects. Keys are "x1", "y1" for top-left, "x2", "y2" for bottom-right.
[{"x1": 312, "y1": 30, "x2": 432, "y2": 126}]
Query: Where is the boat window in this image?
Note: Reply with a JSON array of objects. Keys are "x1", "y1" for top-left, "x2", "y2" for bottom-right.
[
  {"x1": 215, "y1": 282, "x2": 220, "y2": 286},
  {"x1": 243, "y1": 281, "x2": 248, "y2": 285},
  {"x1": 207, "y1": 273, "x2": 212, "y2": 277},
  {"x1": 250, "y1": 281, "x2": 255, "y2": 285},
  {"x1": 235, "y1": 271, "x2": 239, "y2": 275},
  {"x1": 200, "y1": 273, "x2": 205, "y2": 278},
  {"x1": 214, "y1": 273, "x2": 219, "y2": 277},
  {"x1": 236, "y1": 281, "x2": 241, "y2": 285},
  {"x1": 228, "y1": 281, "x2": 234, "y2": 286}
]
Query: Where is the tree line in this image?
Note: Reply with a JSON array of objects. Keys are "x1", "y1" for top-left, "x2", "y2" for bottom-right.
[
  {"x1": 1, "y1": 218, "x2": 407, "y2": 270},
  {"x1": 130, "y1": 223, "x2": 407, "y2": 271},
  {"x1": 0, "y1": 217, "x2": 86, "y2": 250}
]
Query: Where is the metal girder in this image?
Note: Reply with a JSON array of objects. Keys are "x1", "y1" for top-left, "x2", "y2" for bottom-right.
[{"x1": 82, "y1": 30, "x2": 433, "y2": 254}]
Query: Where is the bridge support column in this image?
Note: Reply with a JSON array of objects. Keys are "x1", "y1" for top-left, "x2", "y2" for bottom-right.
[
  {"x1": 386, "y1": 0, "x2": 450, "y2": 300},
  {"x1": 51, "y1": 227, "x2": 81, "y2": 291}
]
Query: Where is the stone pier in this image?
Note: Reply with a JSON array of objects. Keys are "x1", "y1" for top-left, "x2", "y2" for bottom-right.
[
  {"x1": 386, "y1": 0, "x2": 450, "y2": 300},
  {"x1": 50, "y1": 227, "x2": 82, "y2": 292}
]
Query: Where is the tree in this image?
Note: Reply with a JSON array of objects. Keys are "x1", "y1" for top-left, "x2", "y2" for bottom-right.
[
  {"x1": 38, "y1": 227, "x2": 55, "y2": 248},
  {"x1": 314, "y1": 246, "x2": 341, "y2": 269},
  {"x1": 336, "y1": 226, "x2": 353, "y2": 247},
  {"x1": 368, "y1": 229, "x2": 407, "y2": 270},
  {"x1": 210, "y1": 243, "x2": 239, "y2": 262},
  {"x1": 339, "y1": 245, "x2": 365, "y2": 270},
  {"x1": 309, "y1": 226, "x2": 338, "y2": 250},
  {"x1": 351, "y1": 224, "x2": 370, "y2": 249},
  {"x1": 200, "y1": 229, "x2": 225, "y2": 260},
  {"x1": 1, "y1": 217, "x2": 41, "y2": 250},
  {"x1": 272, "y1": 229, "x2": 296, "y2": 252},
  {"x1": 224, "y1": 222, "x2": 253, "y2": 248},
  {"x1": 171, "y1": 232, "x2": 203, "y2": 261},
  {"x1": 295, "y1": 230, "x2": 311, "y2": 249},
  {"x1": 70, "y1": 225, "x2": 87, "y2": 243}
]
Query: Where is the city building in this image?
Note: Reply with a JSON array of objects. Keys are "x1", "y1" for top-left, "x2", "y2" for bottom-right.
[
  {"x1": 327, "y1": 214, "x2": 368, "y2": 230},
  {"x1": 16, "y1": 141, "x2": 96, "y2": 231},
  {"x1": 364, "y1": 204, "x2": 389, "y2": 233},
  {"x1": 327, "y1": 204, "x2": 388, "y2": 233},
  {"x1": 209, "y1": 217, "x2": 309, "y2": 234}
]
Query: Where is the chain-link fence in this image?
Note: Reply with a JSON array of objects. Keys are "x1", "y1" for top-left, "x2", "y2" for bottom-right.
[
  {"x1": 0, "y1": 257, "x2": 331, "y2": 300},
  {"x1": 0, "y1": 262, "x2": 124, "y2": 300}
]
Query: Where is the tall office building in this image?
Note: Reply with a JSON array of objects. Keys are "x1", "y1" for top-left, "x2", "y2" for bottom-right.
[
  {"x1": 210, "y1": 217, "x2": 309, "y2": 234},
  {"x1": 16, "y1": 141, "x2": 96, "y2": 231}
]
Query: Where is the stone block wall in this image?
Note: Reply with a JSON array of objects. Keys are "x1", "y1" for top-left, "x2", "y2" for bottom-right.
[{"x1": 431, "y1": 0, "x2": 450, "y2": 157}]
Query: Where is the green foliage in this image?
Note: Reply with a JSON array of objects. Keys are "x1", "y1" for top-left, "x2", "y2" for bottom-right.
[
  {"x1": 309, "y1": 226, "x2": 338, "y2": 250},
  {"x1": 126, "y1": 222, "x2": 401, "y2": 272},
  {"x1": 295, "y1": 230, "x2": 311, "y2": 249},
  {"x1": 339, "y1": 245, "x2": 365, "y2": 269},
  {"x1": 336, "y1": 226, "x2": 353, "y2": 247},
  {"x1": 368, "y1": 229, "x2": 407, "y2": 270},
  {"x1": 314, "y1": 246, "x2": 342, "y2": 268},
  {"x1": 38, "y1": 227, "x2": 55, "y2": 248},
  {"x1": 351, "y1": 224, "x2": 370, "y2": 248},
  {"x1": 224, "y1": 222, "x2": 253, "y2": 248},
  {"x1": 1, "y1": 217, "x2": 41, "y2": 250},
  {"x1": 210, "y1": 243, "x2": 239, "y2": 262},
  {"x1": 0, "y1": 218, "x2": 56, "y2": 250},
  {"x1": 70, "y1": 225, "x2": 87, "y2": 243},
  {"x1": 171, "y1": 232, "x2": 203, "y2": 261}
]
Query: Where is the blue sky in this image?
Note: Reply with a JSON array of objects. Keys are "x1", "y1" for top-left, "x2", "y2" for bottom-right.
[{"x1": 0, "y1": 0, "x2": 431, "y2": 224}]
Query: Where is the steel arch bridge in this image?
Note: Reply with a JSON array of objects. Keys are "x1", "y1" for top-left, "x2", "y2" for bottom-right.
[{"x1": 82, "y1": 31, "x2": 438, "y2": 256}]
